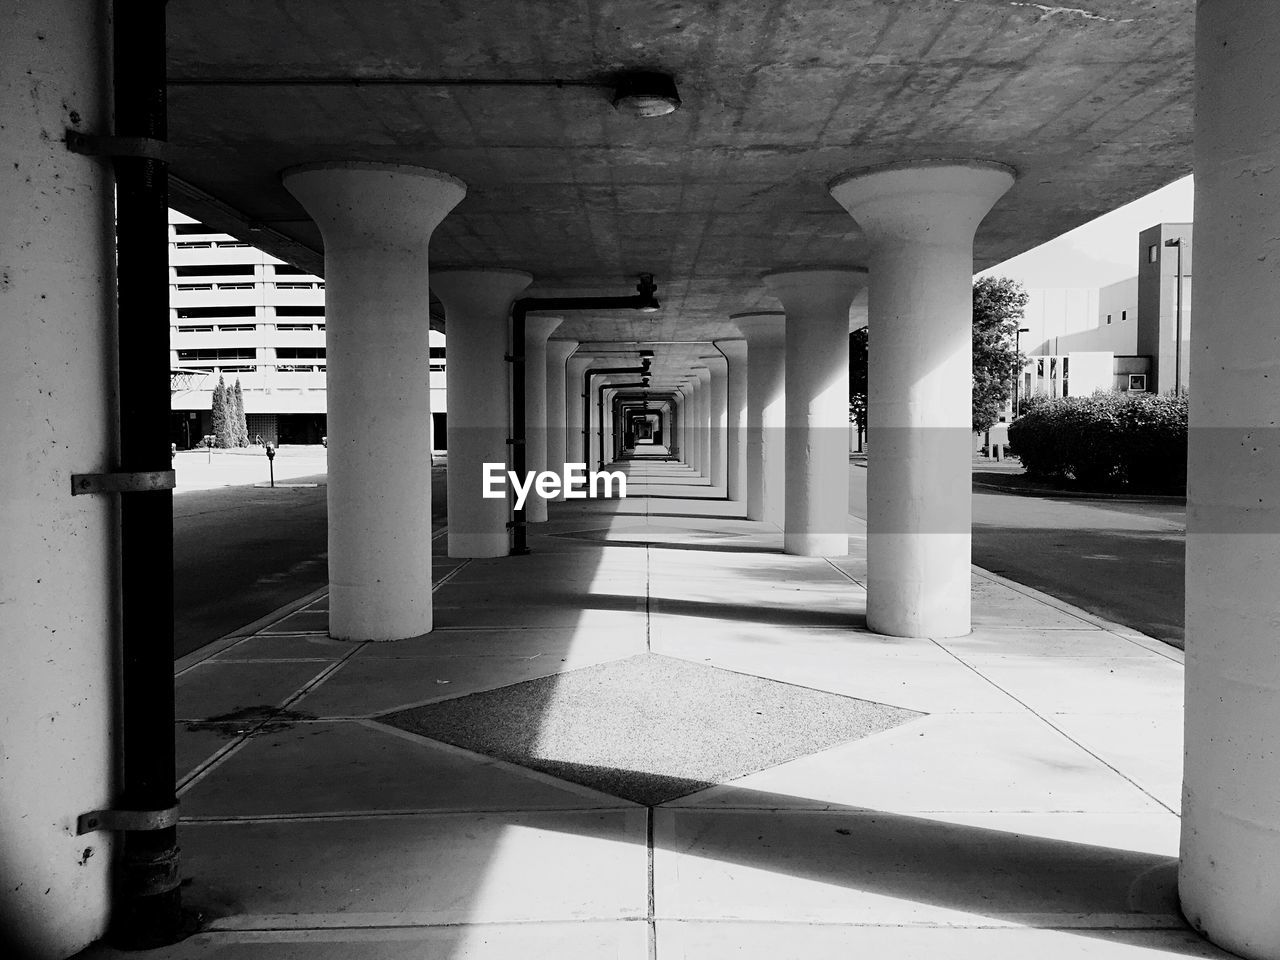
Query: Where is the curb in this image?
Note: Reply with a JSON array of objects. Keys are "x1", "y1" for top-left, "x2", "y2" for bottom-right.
[{"x1": 971, "y1": 479, "x2": 1186, "y2": 504}]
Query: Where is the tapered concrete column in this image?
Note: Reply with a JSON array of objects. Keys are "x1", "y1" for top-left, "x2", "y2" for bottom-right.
[
  {"x1": 566, "y1": 354, "x2": 592, "y2": 466},
  {"x1": 523, "y1": 315, "x2": 563, "y2": 522},
  {"x1": 693, "y1": 367, "x2": 712, "y2": 477},
  {"x1": 546, "y1": 340, "x2": 578, "y2": 502},
  {"x1": 433, "y1": 270, "x2": 532, "y2": 558},
  {"x1": 717, "y1": 341, "x2": 749, "y2": 501},
  {"x1": 284, "y1": 164, "x2": 464, "y2": 639},
  {"x1": 733, "y1": 313, "x2": 786, "y2": 525},
  {"x1": 701, "y1": 355, "x2": 729, "y2": 489},
  {"x1": 831, "y1": 160, "x2": 1013, "y2": 634},
  {"x1": 764, "y1": 271, "x2": 866, "y2": 556},
  {"x1": 0, "y1": 4, "x2": 116, "y2": 954},
  {"x1": 1181, "y1": 7, "x2": 1280, "y2": 957}
]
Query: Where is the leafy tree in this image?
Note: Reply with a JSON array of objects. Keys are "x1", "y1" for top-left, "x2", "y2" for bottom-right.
[
  {"x1": 210, "y1": 375, "x2": 234, "y2": 448},
  {"x1": 849, "y1": 326, "x2": 868, "y2": 450},
  {"x1": 971, "y1": 276, "x2": 1029, "y2": 433},
  {"x1": 847, "y1": 279, "x2": 1028, "y2": 437},
  {"x1": 232, "y1": 378, "x2": 249, "y2": 447}
]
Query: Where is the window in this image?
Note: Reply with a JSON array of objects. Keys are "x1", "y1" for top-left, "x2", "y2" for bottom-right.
[
  {"x1": 176, "y1": 324, "x2": 214, "y2": 333},
  {"x1": 1121, "y1": 310, "x2": 1127, "y2": 322},
  {"x1": 175, "y1": 241, "x2": 212, "y2": 249},
  {"x1": 217, "y1": 282, "x2": 255, "y2": 291},
  {"x1": 1128, "y1": 374, "x2": 1147, "y2": 391},
  {"x1": 275, "y1": 282, "x2": 318, "y2": 290},
  {"x1": 1148, "y1": 244, "x2": 1159, "y2": 263},
  {"x1": 272, "y1": 264, "x2": 310, "y2": 276},
  {"x1": 276, "y1": 306, "x2": 325, "y2": 317},
  {"x1": 1062, "y1": 357, "x2": 1069, "y2": 378},
  {"x1": 1106, "y1": 314, "x2": 1112, "y2": 325},
  {"x1": 176, "y1": 306, "x2": 256, "y2": 319},
  {"x1": 176, "y1": 283, "x2": 214, "y2": 292},
  {"x1": 217, "y1": 324, "x2": 256, "y2": 333},
  {"x1": 276, "y1": 323, "x2": 318, "y2": 331},
  {"x1": 174, "y1": 264, "x2": 254, "y2": 277},
  {"x1": 276, "y1": 347, "x2": 326, "y2": 360},
  {"x1": 1036, "y1": 359, "x2": 1044, "y2": 377},
  {"x1": 429, "y1": 347, "x2": 446, "y2": 359},
  {"x1": 173, "y1": 223, "x2": 212, "y2": 236},
  {"x1": 177, "y1": 348, "x2": 257, "y2": 362}
]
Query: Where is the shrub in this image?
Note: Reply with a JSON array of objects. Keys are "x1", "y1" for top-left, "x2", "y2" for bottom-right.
[{"x1": 1008, "y1": 392, "x2": 1187, "y2": 492}]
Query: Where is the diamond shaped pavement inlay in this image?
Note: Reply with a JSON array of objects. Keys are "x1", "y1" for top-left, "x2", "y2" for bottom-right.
[{"x1": 379, "y1": 653, "x2": 924, "y2": 805}]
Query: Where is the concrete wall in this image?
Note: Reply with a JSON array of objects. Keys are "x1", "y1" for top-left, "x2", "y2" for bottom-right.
[
  {"x1": 0, "y1": 3, "x2": 117, "y2": 956},
  {"x1": 1137, "y1": 223, "x2": 1192, "y2": 394}
]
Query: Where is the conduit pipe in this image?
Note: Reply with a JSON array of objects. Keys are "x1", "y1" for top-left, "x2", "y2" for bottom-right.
[{"x1": 508, "y1": 276, "x2": 658, "y2": 554}]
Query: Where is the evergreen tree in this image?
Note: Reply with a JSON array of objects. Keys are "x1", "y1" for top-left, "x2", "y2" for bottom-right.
[
  {"x1": 849, "y1": 326, "x2": 868, "y2": 450},
  {"x1": 210, "y1": 375, "x2": 233, "y2": 448},
  {"x1": 232, "y1": 378, "x2": 249, "y2": 447},
  {"x1": 971, "y1": 277, "x2": 1029, "y2": 433}
]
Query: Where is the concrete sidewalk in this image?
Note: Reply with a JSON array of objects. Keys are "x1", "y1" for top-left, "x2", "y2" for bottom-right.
[{"x1": 82, "y1": 460, "x2": 1215, "y2": 960}]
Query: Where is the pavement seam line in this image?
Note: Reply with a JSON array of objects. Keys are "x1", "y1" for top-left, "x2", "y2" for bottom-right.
[
  {"x1": 175, "y1": 583, "x2": 331, "y2": 674},
  {"x1": 923, "y1": 637, "x2": 1180, "y2": 816},
  {"x1": 177, "y1": 658, "x2": 351, "y2": 798}
]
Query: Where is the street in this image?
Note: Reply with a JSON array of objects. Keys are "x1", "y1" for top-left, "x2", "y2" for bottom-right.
[
  {"x1": 849, "y1": 463, "x2": 1186, "y2": 647},
  {"x1": 172, "y1": 455, "x2": 449, "y2": 658}
]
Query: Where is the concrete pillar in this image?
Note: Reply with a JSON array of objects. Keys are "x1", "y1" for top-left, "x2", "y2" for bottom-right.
[
  {"x1": 432, "y1": 270, "x2": 532, "y2": 558},
  {"x1": 764, "y1": 270, "x2": 866, "y2": 557},
  {"x1": 546, "y1": 340, "x2": 578, "y2": 502},
  {"x1": 733, "y1": 313, "x2": 786, "y2": 525},
  {"x1": 694, "y1": 368, "x2": 712, "y2": 477},
  {"x1": 284, "y1": 164, "x2": 464, "y2": 640},
  {"x1": 1181, "y1": 6, "x2": 1280, "y2": 957},
  {"x1": 701, "y1": 355, "x2": 729, "y2": 490},
  {"x1": 831, "y1": 160, "x2": 1014, "y2": 635},
  {"x1": 566, "y1": 354, "x2": 592, "y2": 467},
  {"x1": 717, "y1": 340, "x2": 749, "y2": 502},
  {"x1": 523, "y1": 316, "x2": 563, "y2": 523},
  {"x1": 0, "y1": 4, "x2": 116, "y2": 954}
]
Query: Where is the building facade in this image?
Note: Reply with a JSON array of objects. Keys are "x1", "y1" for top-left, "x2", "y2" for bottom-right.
[{"x1": 167, "y1": 211, "x2": 447, "y2": 449}]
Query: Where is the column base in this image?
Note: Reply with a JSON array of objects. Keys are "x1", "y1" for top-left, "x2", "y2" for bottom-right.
[
  {"x1": 448, "y1": 532, "x2": 510, "y2": 559},
  {"x1": 783, "y1": 532, "x2": 848, "y2": 558},
  {"x1": 329, "y1": 580, "x2": 433, "y2": 641}
]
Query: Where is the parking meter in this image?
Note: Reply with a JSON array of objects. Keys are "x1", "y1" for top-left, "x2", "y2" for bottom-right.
[{"x1": 265, "y1": 443, "x2": 276, "y2": 487}]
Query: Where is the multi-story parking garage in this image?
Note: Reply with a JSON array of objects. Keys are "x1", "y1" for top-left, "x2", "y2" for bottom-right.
[{"x1": 4, "y1": 2, "x2": 1280, "y2": 959}]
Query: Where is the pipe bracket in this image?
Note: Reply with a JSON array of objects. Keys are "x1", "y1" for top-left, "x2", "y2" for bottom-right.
[
  {"x1": 64, "y1": 130, "x2": 170, "y2": 162},
  {"x1": 72, "y1": 470, "x2": 176, "y2": 496},
  {"x1": 77, "y1": 806, "x2": 180, "y2": 836}
]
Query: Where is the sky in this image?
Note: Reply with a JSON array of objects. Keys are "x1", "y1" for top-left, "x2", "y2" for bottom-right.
[{"x1": 977, "y1": 174, "x2": 1195, "y2": 289}]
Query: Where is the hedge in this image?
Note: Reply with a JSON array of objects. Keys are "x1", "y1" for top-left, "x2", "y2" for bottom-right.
[{"x1": 1008, "y1": 392, "x2": 1188, "y2": 492}]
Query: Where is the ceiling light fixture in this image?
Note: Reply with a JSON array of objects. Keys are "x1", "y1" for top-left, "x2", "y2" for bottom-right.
[
  {"x1": 612, "y1": 72, "x2": 681, "y2": 119},
  {"x1": 636, "y1": 273, "x2": 660, "y2": 312}
]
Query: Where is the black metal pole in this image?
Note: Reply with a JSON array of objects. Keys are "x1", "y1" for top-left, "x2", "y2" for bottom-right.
[
  {"x1": 509, "y1": 306, "x2": 529, "y2": 555},
  {"x1": 507, "y1": 280, "x2": 657, "y2": 556},
  {"x1": 109, "y1": 0, "x2": 183, "y2": 946}
]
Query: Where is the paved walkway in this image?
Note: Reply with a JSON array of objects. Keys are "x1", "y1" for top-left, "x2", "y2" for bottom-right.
[{"x1": 83, "y1": 455, "x2": 1216, "y2": 959}]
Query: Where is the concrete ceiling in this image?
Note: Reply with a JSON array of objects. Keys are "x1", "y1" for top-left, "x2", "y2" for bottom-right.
[{"x1": 166, "y1": 0, "x2": 1194, "y2": 357}]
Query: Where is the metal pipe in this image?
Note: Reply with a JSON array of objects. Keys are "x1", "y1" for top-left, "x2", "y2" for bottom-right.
[
  {"x1": 110, "y1": 0, "x2": 183, "y2": 946},
  {"x1": 508, "y1": 277, "x2": 658, "y2": 554}
]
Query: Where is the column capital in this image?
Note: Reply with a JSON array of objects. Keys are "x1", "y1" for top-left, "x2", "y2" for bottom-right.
[
  {"x1": 431, "y1": 268, "x2": 533, "y2": 319},
  {"x1": 698, "y1": 353, "x2": 728, "y2": 371},
  {"x1": 764, "y1": 269, "x2": 867, "y2": 320},
  {"x1": 525, "y1": 315, "x2": 564, "y2": 343},
  {"x1": 282, "y1": 162, "x2": 465, "y2": 251},
  {"x1": 830, "y1": 159, "x2": 1015, "y2": 245},
  {"x1": 548, "y1": 339, "x2": 579, "y2": 361},
  {"x1": 715, "y1": 339, "x2": 748, "y2": 361},
  {"x1": 731, "y1": 310, "x2": 786, "y2": 342}
]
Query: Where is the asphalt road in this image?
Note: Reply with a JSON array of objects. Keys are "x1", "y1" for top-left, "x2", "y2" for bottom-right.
[
  {"x1": 173, "y1": 464, "x2": 449, "y2": 658},
  {"x1": 849, "y1": 464, "x2": 1186, "y2": 647}
]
